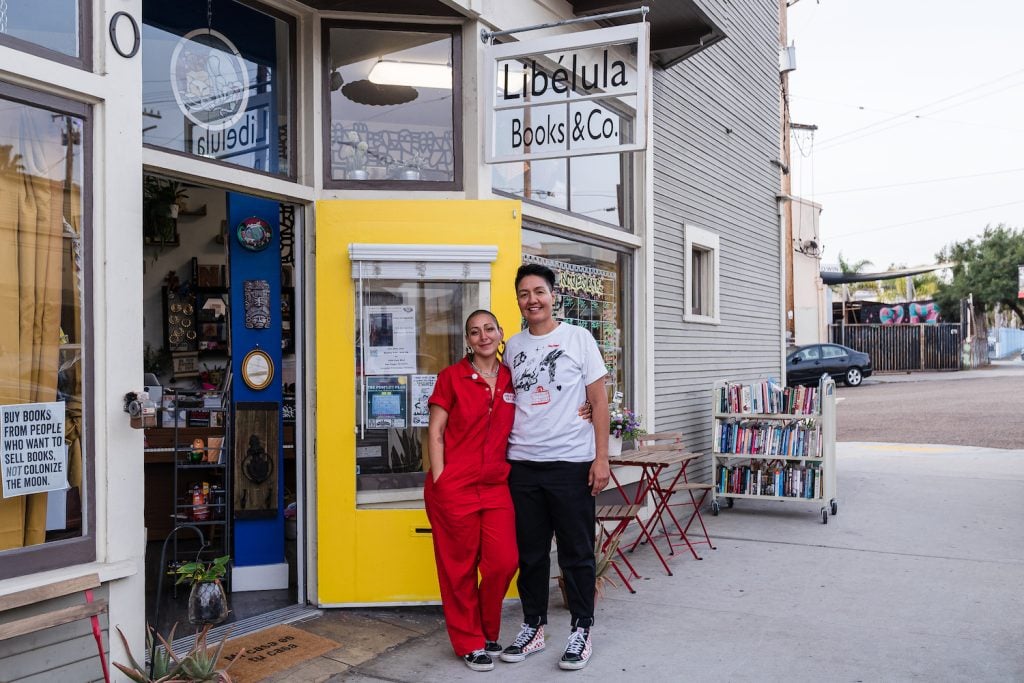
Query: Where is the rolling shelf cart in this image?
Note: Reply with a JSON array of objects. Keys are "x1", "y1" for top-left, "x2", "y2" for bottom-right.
[{"x1": 710, "y1": 374, "x2": 837, "y2": 523}]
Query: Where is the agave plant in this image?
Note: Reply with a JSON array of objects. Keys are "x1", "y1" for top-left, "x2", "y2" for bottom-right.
[
  {"x1": 171, "y1": 624, "x2": 243, "y2": 682},
  {"x1": 113, "y1": 623, "x2": 186, "y2": 683},
  {"x1": 113, "y1": 622, "x2": 244, "y2": 683}
]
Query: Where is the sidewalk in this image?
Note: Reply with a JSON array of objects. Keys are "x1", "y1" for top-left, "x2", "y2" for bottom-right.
[
  {"x1": 269, "y1": 442, "x2": 1024, "y2": 682},
  {"x1": 866, "y1": 358, "x2": 1024, "y2": 383}
]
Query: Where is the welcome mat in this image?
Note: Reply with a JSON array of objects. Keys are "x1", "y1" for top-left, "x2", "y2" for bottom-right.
[{"x1": 216, "y1": 623, "x2": 340, "y2": 682}]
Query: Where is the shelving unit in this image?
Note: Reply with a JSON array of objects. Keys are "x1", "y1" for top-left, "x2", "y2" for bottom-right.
[
  {"x1": 710, "y1": 375, "x2": 837, "y2": 523},
  {"x1": 144, "y1": 392, "x2": 231, "y2": 571}
]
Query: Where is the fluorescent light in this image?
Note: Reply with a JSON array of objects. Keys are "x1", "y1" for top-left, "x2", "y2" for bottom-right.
[{"x1": 369, "y1": 60, "x2": 452, "y2": 89}]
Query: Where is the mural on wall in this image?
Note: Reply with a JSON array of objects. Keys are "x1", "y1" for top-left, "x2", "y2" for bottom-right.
[{"x1": 862, "y1": 300, "x2": 941, "y2": 325}]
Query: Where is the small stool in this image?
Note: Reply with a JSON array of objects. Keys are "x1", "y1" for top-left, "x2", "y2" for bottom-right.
[{"x1": 595, "y1": 504, "x2": 644, "y2": 594}]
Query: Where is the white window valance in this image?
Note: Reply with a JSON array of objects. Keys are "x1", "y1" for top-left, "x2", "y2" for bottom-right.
[{"x1": 348, "y1": 243, "x2": 498, "y2": 281}]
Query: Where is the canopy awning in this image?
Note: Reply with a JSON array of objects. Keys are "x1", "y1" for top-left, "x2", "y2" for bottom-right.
[
  {"x1": 569, "y1": 0, "x2": 726, "y2": 68},
  {"x1": 820, "y1": 264, "x2": 950, "y2": 286}
]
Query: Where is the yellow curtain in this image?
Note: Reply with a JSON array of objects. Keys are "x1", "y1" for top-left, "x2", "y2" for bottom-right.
[{"x1": 0, "y1": 158, "x2": 65, "y2": 550}]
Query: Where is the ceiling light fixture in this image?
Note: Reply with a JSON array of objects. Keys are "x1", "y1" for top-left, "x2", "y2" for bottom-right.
[{"x1": 368, "y1": 59, "x2": 452, "y2": 90}]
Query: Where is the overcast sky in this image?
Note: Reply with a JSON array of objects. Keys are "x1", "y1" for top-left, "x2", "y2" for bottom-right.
[{"x1": 787, "y1": 0, "x2": 1024, "y2": 270}]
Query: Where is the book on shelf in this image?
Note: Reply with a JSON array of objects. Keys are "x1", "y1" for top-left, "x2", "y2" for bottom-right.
[
  {"x1": 716, "y1": 379, "x2": 818, "y2": 416},
  {"x1": 718, "y1": 462, "x2": 822, "y2": 499}
]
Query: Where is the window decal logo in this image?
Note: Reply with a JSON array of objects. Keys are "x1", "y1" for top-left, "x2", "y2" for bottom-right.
[{"x1": 170, "y1": 29, "x2": 250, "y2": 131}]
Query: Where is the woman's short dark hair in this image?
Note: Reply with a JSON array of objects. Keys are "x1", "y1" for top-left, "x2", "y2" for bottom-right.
[
  {"x1": 464, "y1": 309, "x2": 499, "y2": 336},
  {"x1": 515, "y1": 263, "x2": 556, "y2": 291}
]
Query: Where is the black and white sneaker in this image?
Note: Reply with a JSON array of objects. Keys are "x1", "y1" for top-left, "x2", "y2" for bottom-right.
[
  {"x1": 499, "y1": 624, "x2": 545, "y2": 662},
  {"x1": 558, "y1": 627, "x2": 592, "y2": 670},
  {"x1": 463, "y1": 649, "x2": 494, "y2": 672},
  {"x1": 484, "y1": 640, "x2": 503, "y2": 654}
]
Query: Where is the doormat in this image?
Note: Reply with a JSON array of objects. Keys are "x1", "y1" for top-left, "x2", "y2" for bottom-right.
[{"x1": 215, "y1": 624, "x2": 340, "y2": 682}]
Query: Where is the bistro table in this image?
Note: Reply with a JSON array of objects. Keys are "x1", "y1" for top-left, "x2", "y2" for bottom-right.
[{"x1": 607, "y1": 434, "x2": 714, "y2": 576}]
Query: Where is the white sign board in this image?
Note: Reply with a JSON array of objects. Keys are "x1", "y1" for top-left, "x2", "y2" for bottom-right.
[
  {"x1": 485, "y1": 23, "x2": 649, "y2": 163},
  {"x1": 2, "y1": 401, "x2": 68, "y2": 498},
  {"x1": 411, "y1": 374, "x2": 438, "y2": 428},
  {"x1": 364, "y1": 305, "x2": 418, "y2": 375}
]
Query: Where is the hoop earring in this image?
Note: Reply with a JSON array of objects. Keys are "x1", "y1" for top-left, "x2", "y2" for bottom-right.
[
  {"x1": 466, "y1": 346, "x2": 474, "y2": 359},
  {"x1": 497, "y1": 341, "x2": 506, "y2": 360}
]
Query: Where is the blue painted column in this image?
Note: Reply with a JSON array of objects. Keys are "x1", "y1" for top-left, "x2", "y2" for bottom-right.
[{"x1": 227, "y1": 194, "x2": 284, "y2": 572}]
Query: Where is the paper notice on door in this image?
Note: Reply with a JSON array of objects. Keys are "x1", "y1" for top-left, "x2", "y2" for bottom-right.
[
  {"x1": 365, "y1": 305, "x2": 417, "y2": 374},
  {"x1": 411, "y1": 374, "x2": 437, "y2": 428}
]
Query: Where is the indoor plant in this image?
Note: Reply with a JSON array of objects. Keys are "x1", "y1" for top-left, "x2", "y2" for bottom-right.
[
  {"x1": 175, "y1": 555, "x2": 231, "y2": 626},
  {"x1": 608, "y1": 406, "x2": 644, "y2": 455},
  {"x1": 143, "y1": 176, "x2": 189, "y2": 245}
]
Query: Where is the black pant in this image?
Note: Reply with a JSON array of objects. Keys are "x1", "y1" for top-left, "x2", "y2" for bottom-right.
[{"x1": 508, "y1": 460, "x2": 596, "y2": 629}]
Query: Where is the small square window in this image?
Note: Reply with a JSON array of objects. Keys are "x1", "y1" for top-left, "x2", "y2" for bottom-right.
[{"x1": 684, "y1": 225, "x2": 719, "y2": 324}]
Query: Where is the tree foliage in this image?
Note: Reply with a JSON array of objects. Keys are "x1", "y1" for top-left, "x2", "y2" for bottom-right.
[{"x1": 934, "y1": 225, "x2": 1024, "y2": 325}]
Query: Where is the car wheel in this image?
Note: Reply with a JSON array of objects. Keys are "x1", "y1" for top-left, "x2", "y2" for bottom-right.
[{"x1": 845, "y1": 367, "x2": 863, "y2": 387}]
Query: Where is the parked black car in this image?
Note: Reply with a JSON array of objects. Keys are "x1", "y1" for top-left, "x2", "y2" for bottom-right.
[{"x1": 786, "y1": 343, "x2": 873, "y2": 387}]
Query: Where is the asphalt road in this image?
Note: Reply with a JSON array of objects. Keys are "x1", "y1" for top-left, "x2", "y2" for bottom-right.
[{"x1": 836, "y1": 364, "x2": 1024, "y2": 449}]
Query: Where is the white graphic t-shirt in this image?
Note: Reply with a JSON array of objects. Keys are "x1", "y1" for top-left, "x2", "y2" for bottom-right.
[{"x1": 504, "y1": 322, "x2": 608, "y2": 462}]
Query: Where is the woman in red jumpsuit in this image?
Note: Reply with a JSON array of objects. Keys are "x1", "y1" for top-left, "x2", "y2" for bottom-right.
[{"x1": 426, "y1": 309, "x2": 518, "y2": 672}]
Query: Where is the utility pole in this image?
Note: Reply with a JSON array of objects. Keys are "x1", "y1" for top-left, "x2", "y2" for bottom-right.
[{"x1": 779, "y1": 0, "x2": 794, "y2": 344}]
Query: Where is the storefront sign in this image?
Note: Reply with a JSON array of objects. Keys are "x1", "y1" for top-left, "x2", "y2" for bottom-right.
[
  {"x1": 485, "y1": 23, "x2": 649, "y2": 163},
  {"x1": 366, "y1": 376, "x2": 407, "y2": 429},
  {"x1": 365, "y1": 305, "x2": 417, "y2": 374},
  {"x1": 1, "y1": 402, "x2": 67, "y2": 499},
  {"x1": 170, "y1": 28, "x2": 250, "y2": 130}
]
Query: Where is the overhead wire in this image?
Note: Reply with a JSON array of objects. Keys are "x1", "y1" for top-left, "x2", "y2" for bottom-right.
[{"x1": 829, "y1": 198, "x2": 1024, "y2": 239}]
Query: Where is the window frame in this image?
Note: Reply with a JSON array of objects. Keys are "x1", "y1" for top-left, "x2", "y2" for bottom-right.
[
  {"x1": 0, "y1": 0, "x2": 92, "y2": 70},
  {"x1": 521, "y1": 221, "x2": 634, "y2": 404},
  {"x1": 140, "y1": 0, "x2": 299, "y2": 181},
  {"x1": 320, "y1": 19, "x2": 463, "y2": 192},
  {"x1": 0, "y1": 80, "x2": 95, "y2": 580},
  {"x1": 683, "y1": 224, "x2": 720, "y2": 325}
]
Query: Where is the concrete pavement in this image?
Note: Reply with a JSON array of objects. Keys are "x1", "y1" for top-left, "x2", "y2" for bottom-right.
[
  {"x1": 266, "y1": 441, "x2": 1024, "y2": 682},
  {"x1": 864, "y1": 358, "x2": 1024, "y2": 384}
]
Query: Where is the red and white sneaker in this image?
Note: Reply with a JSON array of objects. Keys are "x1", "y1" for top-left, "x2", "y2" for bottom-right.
[
  {"x1": 499, "y1": 624, "x2": 545, "y2": 662},
  {"x1": 558, "y1": 627, "x2": 592, "y2": 670}
]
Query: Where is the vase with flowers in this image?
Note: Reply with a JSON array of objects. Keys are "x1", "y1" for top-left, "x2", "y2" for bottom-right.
[{"x1": 608, "y1": 406, "x2": 644, "y2": 456}]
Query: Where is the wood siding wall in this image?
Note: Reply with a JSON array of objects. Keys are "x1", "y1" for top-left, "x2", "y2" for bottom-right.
[
  {"x1": 652, "y1": 0, "x2": 783, "y2": 483},
  {"x1": 0, "y1": 584, "x2": 109, "y2": 682}
]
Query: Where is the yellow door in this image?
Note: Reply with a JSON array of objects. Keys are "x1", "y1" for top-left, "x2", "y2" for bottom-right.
[{"x1": 314, "y1": 200, "x2": 521, "y2": 605}]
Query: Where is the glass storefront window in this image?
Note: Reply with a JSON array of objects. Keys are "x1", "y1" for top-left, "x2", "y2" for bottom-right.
[
  {"x1": 354, "y1": 279, "x2": 481, "y2": 507},
  {"x1": 324, "y1": 23, "x2": 460, "y2": 189},
  {"x1": 521, "y1": 228, "x2": 630, "y2": 400},
  {"x1": 0, "y1": 84, "x2": 91, "y2": 576},
  {"x1": 0, "y1": 0, "x2": 86, "y2": 65},
  {"x1": 141, "y1": 0, "x2": 295, "y2": 176},
  {"x1": 491, "y1": 58, "x2": 634, "y2": 230}
]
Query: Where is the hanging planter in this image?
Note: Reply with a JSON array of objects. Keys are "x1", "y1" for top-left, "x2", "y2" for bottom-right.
[
  {"x1": 175, "y1": 554, "x2": 231, "y2": 626},
  {"x1": 188, "y1": 580, "x2": 229, "y2": 626}
]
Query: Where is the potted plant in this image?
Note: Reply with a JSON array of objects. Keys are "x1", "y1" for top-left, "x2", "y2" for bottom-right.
[
  {"x1": 608, "y1": 406, "x2": 644, "y2": 455},
  {"x1": 143, "y1": 176, "x2": 189, "y2": 245},
  {"x1": 341, "y1": 130, "x2": 369, "y2": 180},
  {"x1": 175, "y1": 554, "x2": 231, "y2": 626}
]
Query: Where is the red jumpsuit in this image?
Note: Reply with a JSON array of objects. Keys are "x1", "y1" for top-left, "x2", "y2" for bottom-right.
[{"x1": 425, "y1": 357, "x2": 518, "y2": 656}]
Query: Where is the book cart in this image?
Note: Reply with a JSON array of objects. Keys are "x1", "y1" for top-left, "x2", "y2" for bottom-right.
[{"x1": 710, "y1": 375, "x2": 837, "y2": 524}]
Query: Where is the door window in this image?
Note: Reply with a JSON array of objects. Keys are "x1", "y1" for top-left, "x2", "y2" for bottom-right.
[
  {"x1": 354, "y1": 279, "x2": 484, "y2": 507},
  {"x1": 821, "y1": 345, "x2": 846, "y2": 359}
]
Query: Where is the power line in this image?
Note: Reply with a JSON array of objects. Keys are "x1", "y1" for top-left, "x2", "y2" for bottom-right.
[
  {"x1": 814, "y1": 166, "x2": 1024, "y2": 196},
  {"x1": 811, "y1": 67, "x2": 1024, "y2": 150},
  {"x1": 830, "y1": 198, "x2": 1024, "y2": 239}
]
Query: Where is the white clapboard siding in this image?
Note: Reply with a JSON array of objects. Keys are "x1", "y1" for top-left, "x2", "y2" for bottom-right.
[
  {"x1": 0, "y1": 585, "x2": 109, "y2": 682},
  {"x1": 651, "y1": 0, "x2": 783, "y2": 485}
]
